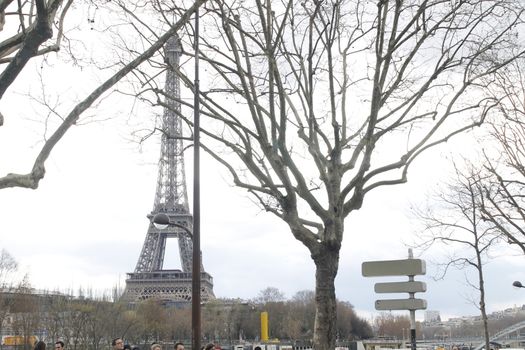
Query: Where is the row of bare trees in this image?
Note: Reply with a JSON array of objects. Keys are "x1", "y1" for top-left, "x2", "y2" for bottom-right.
[
  {"x1": 0, "y1": 262, "x2": 373, "y2": 350},
  {"x1": 201, "y1": 288, "x2": 373, "y2": 343}
]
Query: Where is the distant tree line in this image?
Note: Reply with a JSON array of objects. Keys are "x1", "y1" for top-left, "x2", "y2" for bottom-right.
[
  {"x1": 3, "y1": 249, "x2": 524, "y2": 350},
  {"x1": 0, "y1": 276, "x2": 373, "y2": 350},
  {"x1": 200, "y1": 288, "x2": 373, "y2": 343}
]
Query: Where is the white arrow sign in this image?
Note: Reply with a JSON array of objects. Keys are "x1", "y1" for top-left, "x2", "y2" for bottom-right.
[
  {"x1": 362, "y1": 259, "x2": 426, "y2": 277},
  {"x1": 374, "y1": 281, "x2": 427, "y2": 293},
  {"x1": 375, "y1": 298, "x2": 427, "y2": 311}
]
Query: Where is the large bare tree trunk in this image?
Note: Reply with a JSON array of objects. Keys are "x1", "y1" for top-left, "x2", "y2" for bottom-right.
[{"x1": 313, "y1": 246, "x2": 339, "y2": 350}]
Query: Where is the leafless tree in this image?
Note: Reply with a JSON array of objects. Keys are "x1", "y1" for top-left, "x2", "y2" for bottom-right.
[
  {"x1": 287, "y1": 290, "x2": 316, "y2": 341},
  {"x1": 2, "y1": 286, "x2": 371, "y2": 346},
  {"x1": 0, "y1": 0, "x2": 207, "y2": 189},
  {"x1": 373, "y1": 313, "x2": 412, "y2": 340},
  {"x1": 167, "y1": 306, "x2": 192, "y2": 342},
  {"x1": 0, "y1": 0, "x2": 73, "y2": 103},
  {"x1": 0, "y1": 249, "x2": 18, "y2": 350},
  {"x1": 128, "y1": 1, "x2": 525, "y2": 348},
  {"x1": 136, "y1": 299, "x2": 169, "y2": 343},
  {"x1": 0, "y1": 248, "x2": 17, "y2": 285},
  {"x1": 479, "y1": 105, "x2": 525, "y2": 253},
  {"x1": 414, "y1": 165, "x2": 502, "y2": 350},
  {"x1": 10, "y1": 277, "x2": 41, "y2": 350},
  {"x1": 253, "y1": 287, "x2": 286, "y2": 304}
]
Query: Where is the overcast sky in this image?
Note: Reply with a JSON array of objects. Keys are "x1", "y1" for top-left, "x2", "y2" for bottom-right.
[{"x1": 1, "y1": 18, "x2": 525, "y2": 323}]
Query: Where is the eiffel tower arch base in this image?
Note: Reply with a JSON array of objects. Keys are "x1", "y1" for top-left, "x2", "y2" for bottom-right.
[{"x1": 123, "y1": 270, "x2": 214, "y2": 304}]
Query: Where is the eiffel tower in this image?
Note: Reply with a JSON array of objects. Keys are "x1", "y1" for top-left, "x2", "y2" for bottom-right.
[{"x1": 124, "y1": 34, "x2": 215, "y2": 303}]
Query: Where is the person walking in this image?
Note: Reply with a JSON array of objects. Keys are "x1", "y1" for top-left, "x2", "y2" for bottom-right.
[{"x1": 174, "y1": 343, "x2": 184, "y2": 350}]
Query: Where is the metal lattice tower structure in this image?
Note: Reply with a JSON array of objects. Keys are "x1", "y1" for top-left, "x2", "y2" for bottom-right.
[{"x1": 124, "y1": 35, "x2": 214, "y2": 303}]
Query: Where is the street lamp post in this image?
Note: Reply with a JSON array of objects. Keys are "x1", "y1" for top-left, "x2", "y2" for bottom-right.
[
  {"x1": 152, "y1": 211, "x2": 200, "y2": 350},
  {"x1": 192, "y1": 2, "x2": 202, "y2": 350},
  {"x1": 512, "y1": 281, "x2": 524, "y2": 288}
]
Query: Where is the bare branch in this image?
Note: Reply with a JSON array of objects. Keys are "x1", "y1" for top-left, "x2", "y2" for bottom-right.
[{"x1": 0, "y1": 0, "x2": 208, "y2": 189}]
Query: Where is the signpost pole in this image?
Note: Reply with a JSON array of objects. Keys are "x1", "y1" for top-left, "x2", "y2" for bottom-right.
[
  {"x1": 362, "y1": 249, "x2": 426, "y2": 350},
  {"x1": 408, "y1": 249, "x2": 417, "y2": 350}
]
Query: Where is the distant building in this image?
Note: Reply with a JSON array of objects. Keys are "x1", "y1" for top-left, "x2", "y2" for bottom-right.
[
  {"x1": 446, "y1": 316, "x2": 475, "y2": 327},
  {"x1": 424, "y1": 310, "x2": 441, "y2": 323}
]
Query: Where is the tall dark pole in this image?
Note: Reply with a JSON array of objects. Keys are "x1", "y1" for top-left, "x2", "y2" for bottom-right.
[
  {"x1": 192, "y1": 3, "x2": 201, "y2": 350},
  {"x1": 408, "y1": 249, "x2": 417, "y2": 350}
]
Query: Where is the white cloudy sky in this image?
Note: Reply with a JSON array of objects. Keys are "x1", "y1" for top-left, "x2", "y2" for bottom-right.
[{"x1": 1, "y1": 8, "x2": 524, "y2": 322}]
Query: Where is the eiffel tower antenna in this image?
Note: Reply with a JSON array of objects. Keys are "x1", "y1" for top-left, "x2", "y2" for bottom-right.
[{"x1": 124, "y1": 33, "x2": 214, "y2": 303}]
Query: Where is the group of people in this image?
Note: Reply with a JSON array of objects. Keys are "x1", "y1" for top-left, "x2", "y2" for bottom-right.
[
  {"x1": 112, "y1": 337, "x2": 217, "y2": 350},
  {"x1": 33, "y1": 338, "x2": 216, "y2": 350},
  {"x1": 34, "y1": 341, "x2": 65, "y2": 350}
]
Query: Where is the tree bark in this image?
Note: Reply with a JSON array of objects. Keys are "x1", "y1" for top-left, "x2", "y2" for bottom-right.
[
  {"x1": 312, "y1": 246, "x2": 339, "y2": 350},
  {"x1": 477, "y1": 248, "x2": 490, "y2": 350}
]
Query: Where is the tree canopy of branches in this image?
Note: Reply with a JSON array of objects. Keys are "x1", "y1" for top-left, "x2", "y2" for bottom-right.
[
  {"x1": 414, "y1": 165, "x2": 502, "y2": 350},
  {"x1": 0, "y1": 0, "x2": 73, "y2": 102},
  {"x1": 0, "y1": 0, "x2": 207, "y2": 189},
  {"x1": 0, "y1": 249, "x2": 19, "y2": 350},
  {"x1": 373, "y1": 313, "x2": 412, "y2": 339},
  {"x1": 1, "y1": 284, "x2": 372, "y2": 347},
  {"x1": 129, "y1": 1, "x2": 524, "y2": 348},
  {"x1": 0, "y1": 248, "x2": 17, "y2": 285},
  {"x1": 480, "y1": 116, "x2": 525, "y2": 253}
]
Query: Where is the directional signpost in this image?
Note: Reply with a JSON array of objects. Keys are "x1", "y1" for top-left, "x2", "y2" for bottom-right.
[
  {"x1": 374, "y1": 281, "x2": 426, "y2": 294},
  {"x1": 375, "y1": 298, "x2": 427, "y2": 310},
  {"x1": 362, "y1": 249, "x2": 427, "y2": 350},
  {"x1": 362, "y1": 258, "x2": 426, "y2": 277}
]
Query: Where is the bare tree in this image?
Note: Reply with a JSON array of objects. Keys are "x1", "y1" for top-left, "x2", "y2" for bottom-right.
[
  {"x1": 0, "y1": 248, "x2": 17, "y2": 285},
  {"x1": 167, "y1": 306, "x2": 192, "y2": 342},
  {"x1": 10, "y1": 277, "x2": 41, "y2": 350},
  {"x1": 253, "y1": 287, "x2": 286, "y2": 304},
  {"x1": 414, "y1": 165, "x2": 502, "y2": 350},
  {"x1": 0, "y1": 0, "x2": 73, "y2": 103},
  {"x1": 136, "y1": 299, "x2": 169, "y2": 343},
  {"x1": 0, "y1": 0, "x2": 207, "y2": 189},
  {"x1": 0, "y1": 249, "x2": 18, "y2": 350},
  {"x1": 373, "y1": 313, "x2": 411, "y2": 339},
  {"x1": 128, "y1": 1, "x2": 525, "y2": 348},
  {"x1": 480, "y1": 117, "x2": 525, "y2": 253},
  {"x1": 288, "y1": 290, "x2": 316, "y2": 341},
  {"x1": 336, "y1": 301, "x2": 372, "y2": 341}
]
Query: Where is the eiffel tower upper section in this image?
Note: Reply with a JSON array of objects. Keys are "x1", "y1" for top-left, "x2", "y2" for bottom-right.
[
  {"x1": 154, "y1": 35, "x2": 189, "y2": 218},
  {"x1": 124, "y1": 35, "x2": 214, "y2": 303}
]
